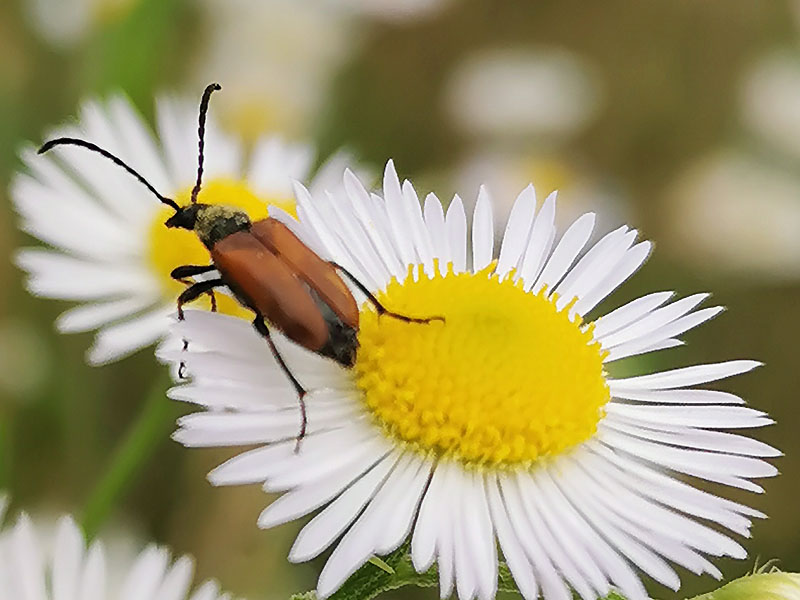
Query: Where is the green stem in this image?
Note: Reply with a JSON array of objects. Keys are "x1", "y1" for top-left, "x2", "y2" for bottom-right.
[
  {"x1": 290, "y1": 545, "x2": 627, "y2": 600},
  {"x1": 80, "y1": 370, "x2": 175, "y2": 538}
]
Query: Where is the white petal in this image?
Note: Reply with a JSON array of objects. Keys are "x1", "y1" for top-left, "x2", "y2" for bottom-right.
[
  {"x1": 258, "y1": 444, "x2": 393, "y2": 529},
  {"x1": 12, "y1": 515, "x2": 47, "y2": 600},
  {"x1": 599, "y1": 293, "x2": 709, "y2": 349},
  {"x1": 496, "y1": 185, "x2": 536, "y2": 279},
  {"x1": 401, "y1": 180, "x2": 436, "y2": 277},
  {"x1": 411, "y1": 461, "x2": 449, "y2": 573},
  {"x1": 288, "y1": 450, "x2": 401, "y2": 562},
  {"x1": 424, "y1": 193, "x2": 450, "y2": 275},
  {"x1": 611, "y1": 388, "x2": 745, "y2": 404},
  {"x1": 77, "y1": 542, "x2": 106, "y2": 600},
  {"x1": 552, "y1": 225, "x2": 629, "y2": 304},
  {"x1": 343, "y1": 170, "x2": 405, "y2": 281},
  {"x1": 485, "y1": 475, "x2": 539, "y2": 600},
  {"x1": 498, "y1": 475, "x2": 571, "y2": 600},
  {"x1": 56, "y1": 296, "x2": 156, "y2": 333},
  {"x1": 120, "y1": 545, "x2": 169, "y2": 600},
  {"x1": 154, "y1": 555, "x2": 194, "y2": 600},
  {"x1": 532, "y1": 212, "x2": 595, "y2": 294},
  {"x1": 609, "y1": 360, "x2": 762, "y2": 391},
  {"x1": 592, "y1": 291, "x2": 674, "y2": 340},
  {"x1": 383, "y1": 161, "x2": 417, "y2": 269},
  {"x1": 572, "y1": 241, "x2": 652, "y2": 317},
  {"x1": 471, "y1": 186, "x2": 494, "y2": 271},
  {"x1": 87, "y1": 307, "x2": 172, "y2": 365},
  {"x1": 518, "y1": 191, "x2": 557, "y2": 290},
  {"x1": 53, "y1": 517, "x2": 84, "y2": 600},
  {"x1": 16, "y1": 249, "x2": 156, "y2": 301},
  {"x1": 446, "y1": 195, "x2": 468, "y2": 273}
]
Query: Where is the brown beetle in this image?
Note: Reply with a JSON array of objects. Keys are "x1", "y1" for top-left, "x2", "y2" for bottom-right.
[{"x1": 39, "y1": 83, "x2": 439, "y2": 446}]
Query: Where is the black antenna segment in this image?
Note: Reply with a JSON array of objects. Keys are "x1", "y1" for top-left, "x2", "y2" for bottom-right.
[
  {"x1": 190, "y1": 82, "x2": 222, "y2": 205},
  {"x1": 38, "y1": 137, "x2": 180, "y2": 211}
]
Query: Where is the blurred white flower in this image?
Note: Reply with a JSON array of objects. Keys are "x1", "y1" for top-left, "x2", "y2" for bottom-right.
[
  {"x1": 0, "y1": 499, "x2": 238, "y2": 600},
  {"x1": 13, "y1": 91, "x2": 344, "y2": 364},
  {"x1": 667, "y1": 150, "x2": 800, "y2": 281},
  {"x1": 317, "y1": 0, "x2": 453, "y2": 23},
  {"x1": 740, "y1": 50, "x2": 800, "y2": 162},
  {"x1": 24, "y1": 0, "x2": 140, "y2": 48},
  {"x1": 191, "y1": 0, "x2": 357, "y2": 141},
  {"x1": 444, "y1": 48, "x2": 603, "y2": 141}
]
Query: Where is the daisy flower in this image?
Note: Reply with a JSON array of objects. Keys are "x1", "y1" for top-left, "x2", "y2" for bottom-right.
[
  {"x1": 162, "y1": 161, "x2": 779, "y2": 600},
  {"x1": 0, "y1": 497, "x2": 238, "y2": 599},
  {"x1": 12, "y1": 91, "x2": 346, "y2": 365}
]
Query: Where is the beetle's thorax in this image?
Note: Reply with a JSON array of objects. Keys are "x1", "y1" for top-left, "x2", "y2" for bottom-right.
[{"x1": 165, "y1": 203, "x2": 252, "y2": 249}]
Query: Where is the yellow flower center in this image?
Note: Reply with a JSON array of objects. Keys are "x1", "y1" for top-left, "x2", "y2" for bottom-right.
[
  {"x1": 146, "y1": 178, "x2": 295, "y2": 317},
  {"x1": 354, "y1": 264, "x2": 609, "y2": 468}
]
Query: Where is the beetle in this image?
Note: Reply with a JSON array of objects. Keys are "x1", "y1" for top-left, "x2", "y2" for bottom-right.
[{"x1": 39, "y1": 83, "x2": 440, "y2": 447}]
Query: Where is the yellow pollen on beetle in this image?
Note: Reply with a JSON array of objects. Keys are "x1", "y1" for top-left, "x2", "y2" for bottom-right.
[
  {"x1": 146, "y1": 178, "x2": 296, "y2": 317},
  {"x1": 354, "y1": 264, "x2": 610, "y2": 468}
]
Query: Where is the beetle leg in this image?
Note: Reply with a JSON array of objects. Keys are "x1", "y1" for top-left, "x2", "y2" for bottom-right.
[
  {"x1": 171, "y1": 264, "x2": 217, "y2": 281},
  {"x1": 172, "y1": 265, "x2": 220, "y2": 313},
  {"x1": 176, "y1": 278, "x2": 225, "y2": 379},
  {"x1": 176, "y1": 278, "x2": 224, "y2": 320},
  {"x1": 331, "y1": 262, "x2": 445, "y2": 324},
  {"x1": 252, "y1": 316, "x2": 308, "y2": 453}
]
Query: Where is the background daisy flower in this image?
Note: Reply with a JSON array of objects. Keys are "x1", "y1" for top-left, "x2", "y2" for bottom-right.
[
  {"x1": 12, "y1": 93, "x2": 347, "y2": 365},
  {"x1": 0, "y1": 496, "x2": 239, "y2": 600},
  {"x1": 161, "y1": 162, "x2": 779, "y2": 600}
]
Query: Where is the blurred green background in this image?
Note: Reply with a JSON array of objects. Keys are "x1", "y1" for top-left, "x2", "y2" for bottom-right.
[{"x1": 0, "y1": 0, "x2": 798, "y2": 598}]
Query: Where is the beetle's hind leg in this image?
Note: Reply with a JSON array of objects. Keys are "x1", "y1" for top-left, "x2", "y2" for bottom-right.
[
  {"x1": 252, "y1": 316, "x2": 309, "y2": 453},
  {"x1": 331, "y1": 262, "x2": 445, "y2": 324}
]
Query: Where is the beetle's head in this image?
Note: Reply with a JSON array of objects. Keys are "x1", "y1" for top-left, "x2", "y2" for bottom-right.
[{"x1": 164, "y1": 203, "x2": 203, "y2": 230}]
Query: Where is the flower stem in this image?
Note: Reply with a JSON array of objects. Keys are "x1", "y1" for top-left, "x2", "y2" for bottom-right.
[{"x1": 80, "y1": 369, "x2": 175, "y2": 538}]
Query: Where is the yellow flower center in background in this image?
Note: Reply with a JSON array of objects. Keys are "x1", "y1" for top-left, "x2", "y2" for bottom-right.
[
  {"x1": 146, "y1": 178, "x2": 295, "y2": 317},
  {"x1": 354, "y1": 265, "x2": 609, "y2": 468}
]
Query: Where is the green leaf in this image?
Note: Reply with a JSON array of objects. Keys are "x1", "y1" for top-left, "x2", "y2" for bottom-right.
[{"x1": 290, "y1": 544, "x2": 629, "y2": 600}]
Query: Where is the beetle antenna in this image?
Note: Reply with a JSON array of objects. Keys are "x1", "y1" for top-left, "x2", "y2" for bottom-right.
[
  {"x1": 190, "y1": 82, "x2": 222, "y2": 204},
  {"x1": 38, "y1": 137, "x2": 180, "y2": 211}
]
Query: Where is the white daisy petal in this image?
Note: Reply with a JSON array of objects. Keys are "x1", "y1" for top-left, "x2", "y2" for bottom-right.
[
  {"x1": 592, "y1": 290, "x2": 674, "y2": 340},
  {"x1": 289, "y1": 449, "x2": 402, "y2": 563},
  {"x1": 518, "y1": 191, "x2": 557, "y2": 290},
  {"x1": 162, "y1": 174, "x2": 776, "y2": 600},
  {"x1": 495, "y1": 184, "x2": 536, "y2": 279},
  {"x1": 609, "y1": 360, "x2": 762, "y2": 391},
  {"x1": 56, "y1": 296, "x2": 157, "y2": 333},
  {"x1": 485, "y1": 475, "x2": 539, "y2": 600},
  {"x1": 0, "y1": 509, "x2": 233, "y2": 600},
  {"x1": 532, "y1": 211, "x2": 595, "y2": 294},
  {"x1": 446, "y1": 194, "x2": 468, "y2": 273},
  {"x1": 599, "y1": 293, "x2": 710, "y2": 349},
  {"x1": 383, "y1": 161, "x2": 417, "y2": 269},
  {"x1": 424, "y1": 193, "x2": 451, "y2": 275},
  {"x1": 87, "y1": 307, "x2": 173, "y2": 365},
  {"x1": 572, "y1": 240, "x2": 652, "y2": 317},
  {"x1": 52, "y1": 517, "x2": 84, "y2": 600},
  {"x1": 471, "y1": 186, "x2": 494, "y2": 271}
]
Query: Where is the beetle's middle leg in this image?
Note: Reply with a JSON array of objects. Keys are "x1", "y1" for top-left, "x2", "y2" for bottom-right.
[
  {"x1": 331, "y1": 262, "x2": 445, "y2": 324},
  {"x1": 171, "y1": 264, "x2": 219, "y2": 312},
  {"x1": 252, "y1": 316, "x2": 308, "y2": 453},
  {"x1": 175, "y1": 278, "x2": 224, "y2": 380}
]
